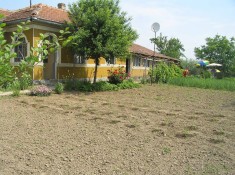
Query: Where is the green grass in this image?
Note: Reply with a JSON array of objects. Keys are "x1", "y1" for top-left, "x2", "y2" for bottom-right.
[{"x1": 168, "y1": 77, "x2": 235, "y2": 91}]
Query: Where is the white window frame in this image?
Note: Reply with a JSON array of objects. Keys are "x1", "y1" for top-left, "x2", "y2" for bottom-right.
[
  {"x1": 143, "y1": 58, "x2": 151, "y2": 67},
  {"x1": 74, "y1": 54, "x2": 87, "y2": 64},
  {"x1": 133, "y1": 56, "x2": 141, "y2": 67},
  {"x1": 106, "y1": 56, "x2": 116, "y2": 65},
  {"x1": 11, "y1": 34, "x2": 30, "y2": 64}
]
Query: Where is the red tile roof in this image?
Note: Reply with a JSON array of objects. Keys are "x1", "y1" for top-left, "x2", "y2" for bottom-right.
[
  {"x1": 3, "y1": 4, "x2": 69, "y2": 24},
  {"x1": 1, "y1": 4, "x2": 178, "y2": 62},
  {"x1": 0, "y1": 8, "x2": 12, "y2": 18},
  {"x1": 130, "y1": 44, "x2": 179, "y2": 61}
]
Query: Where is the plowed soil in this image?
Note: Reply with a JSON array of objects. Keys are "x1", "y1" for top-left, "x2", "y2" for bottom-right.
[{"x1": 0, "y1": 84, "x2": 235, "y2": 175}]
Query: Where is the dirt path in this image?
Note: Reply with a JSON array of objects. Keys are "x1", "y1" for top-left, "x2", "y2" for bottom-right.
[{"x1": 0, "y1": 84, "x2": 235, "y2": 174}]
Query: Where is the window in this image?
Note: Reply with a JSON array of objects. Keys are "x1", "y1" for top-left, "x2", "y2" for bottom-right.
[
  {"x1": 74, "y1": 54, "x2": 86, "y2": 64},
  {"x1": 43, "y1": 35, "x2": 54, "y2": 63},
  {"x1": 106, "y1": 56, "x2": 116, "y2": 65},
  {"x1": 143, "y1": 59, "x2": 151, "y2": 67},
  {"x1": 133, "y1": 57, "x2": 141, "y2": 67},
  {"x1": 14, "y1": 37, "x2": 28, "y2": 62}
]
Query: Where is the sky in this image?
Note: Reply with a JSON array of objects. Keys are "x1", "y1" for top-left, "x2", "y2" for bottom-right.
[{"x1": 0, "y1": 0, "x2": 235, "y2": 59}]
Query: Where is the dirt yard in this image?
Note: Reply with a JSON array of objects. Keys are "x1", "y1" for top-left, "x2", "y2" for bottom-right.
[{"x1": 0, "y1": 84, "x2": 235, "y2": 175}]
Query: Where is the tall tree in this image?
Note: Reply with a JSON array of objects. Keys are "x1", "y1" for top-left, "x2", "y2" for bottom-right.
[
  {"x1": 150, "y1": 33, "x2": 185, "y2": 59},
  {"x1": 66, "y1": 0, "x2": 138, "y2": 83},
  {"x1": 195, "y1": 35, "x2": 235, "y2": 76}
]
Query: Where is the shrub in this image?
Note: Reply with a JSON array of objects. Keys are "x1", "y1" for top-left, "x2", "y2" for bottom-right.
[
  {"x1": 151, "y1": 62, "x2": 182, "y2": 83},
  {"x1": 11, "y1": 80, "x2": 21, "y2": 97},
  {"x1": 55, "y1": 82, "x2": 64, "y2": 94},
  {"x1": 201, "y1": 70, "x2": 212, "y2": 79},
  {"x1": 19, "y1": 72, "x2": 32, "y2": 90},
  {"x1": 117, "y1": 80, "x2": 141, "y2": 89},
  {"x1": 92, "y1": 81, "x2": 118, "y2": 91},
  {"x1": 31, "y1": 85, "x2": 52, "y2": 96},
  {"x1": 107, "y1": 66, "x2": 129, "y2": 84}
]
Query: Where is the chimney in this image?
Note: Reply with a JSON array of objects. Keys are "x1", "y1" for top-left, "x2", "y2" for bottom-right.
[{"x1": 58, "y1": 3, "x2": 66, "y2": 10}]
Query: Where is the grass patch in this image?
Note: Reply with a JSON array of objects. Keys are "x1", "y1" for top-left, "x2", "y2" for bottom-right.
[
  {"x1": 125, "y1": 124, "x2": 136, "y2": 128},
  {"x1": 175, "y1": 130, "x2": 196, "y2": 138},
  {"x1": 168, "y1": 77, "x2": 235, "y2": 91},
  {"x1": 64, "y1": 80, "x2": 140, "y2": 92},
  {"x1": 213, "y1": 129, "x2": 225, "y2": 136},
  {"x1": 209, "y1": 138, "x2": 225, "y2": 144},
  {"x1": 162, "y1": 147, "x2": 171, "y2": 155},
  {"x1": 109, "y1": 120, "x2": 121, "y2": 124},
  {"x1": 185, "y1": 125, "x2": 198, "y2": 131}
]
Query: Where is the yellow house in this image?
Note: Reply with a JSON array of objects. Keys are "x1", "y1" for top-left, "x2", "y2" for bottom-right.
[{"x1": 1, "y1": 3, "x2": 180, "y2": 82}]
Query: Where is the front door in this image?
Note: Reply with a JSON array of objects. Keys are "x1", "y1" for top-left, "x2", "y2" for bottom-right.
[
  {"x1": 43, "y1": 52, "x2": 56, "y2": 80},
  {"x1": 126, "y1": 59, "x2": 131, "y2": 74}
]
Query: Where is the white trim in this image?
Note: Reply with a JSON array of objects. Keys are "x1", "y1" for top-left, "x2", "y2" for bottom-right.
[
  {"x1": 132, "y1": 66, "x2": 149, "y2": 70},
  {"x1": 7, "y1": 24, "x2": 60, "y2": 33},
  {"x1": 11, "y1": 33, "x2": 30, "y2": 63},
  {"x1": 29, "y1": 24, "x2": 60, "y2": 32},
  {"x1": 57, "y1": 63, "x2": 126, "y2": 68}
]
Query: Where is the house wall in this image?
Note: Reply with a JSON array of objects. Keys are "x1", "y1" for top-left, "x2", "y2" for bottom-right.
[
  {"x1": 4, "y1": 23, "x2": 159, "y2": 81},
  {"x1": 57, "y1": 58, "x2": 126, "y2": 80}
]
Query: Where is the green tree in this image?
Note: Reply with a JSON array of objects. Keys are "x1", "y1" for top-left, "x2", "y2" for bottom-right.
[
  {"x1": 150, "y1": 33, "x2": 185, "y2": 59},
  {"x1": 195, "y1": 35, "x2": 235, "y2": 76},
  {"x1": 66, "y1": 0, "x2": 138, "y2": 83}
]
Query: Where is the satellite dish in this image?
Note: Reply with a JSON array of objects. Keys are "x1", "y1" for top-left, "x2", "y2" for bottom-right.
[{"x1": 151, "y1": 22, "x2": 160, "y2": 32}]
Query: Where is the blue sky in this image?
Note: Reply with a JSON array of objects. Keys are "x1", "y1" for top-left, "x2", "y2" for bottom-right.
[{"x1": 1, "y1": 0, "x2": 234, "y2": 59}]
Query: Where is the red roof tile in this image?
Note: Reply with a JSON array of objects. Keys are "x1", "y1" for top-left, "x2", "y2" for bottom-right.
[
  {"x1": 1, "y1": 4, "x2": 178, "y2": 62},
  {"x1": 3, "y1": 4, "x2": 69, "y2": 24},
  {"x1": 130, "y1": 44, "x2": 179, "y2": 61},
  {"x1": 0, "y1": 8, "x2": 12, "y2": 18}
]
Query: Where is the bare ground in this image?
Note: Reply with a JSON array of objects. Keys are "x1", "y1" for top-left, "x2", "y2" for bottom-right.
[{"x1": 0, "y1": 84, "x2": 235, "y2": 175}]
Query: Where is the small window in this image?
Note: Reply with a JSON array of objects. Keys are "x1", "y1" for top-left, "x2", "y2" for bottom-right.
[
  {"x1": 143, "y1": 59, "x2": 151, "y2": 67},
  {"x1": 106, "y1": 56, "x2": 116, "y2": 65},
  {"x1": 14, "y1": 37, "x2": 28, "y2": 62},
  {"x1": 133, "y1": 57, "x2": 141, "y2": 67},
  {"x1": 74, "y1": 54, "x2": 86, "y2": 64}
]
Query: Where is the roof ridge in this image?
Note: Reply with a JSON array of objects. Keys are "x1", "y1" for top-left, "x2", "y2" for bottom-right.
[
  {"x1": 0, "y1": 8, "x2": 11, "y2": 12},
  {"x1": 40, "y1": 3, "x2": 68, "y2": 12}
]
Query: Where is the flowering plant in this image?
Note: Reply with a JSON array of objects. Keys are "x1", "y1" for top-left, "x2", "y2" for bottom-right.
[
  {"x1": 31, "y1": 85, "x2": 52, "y2": 96},
  {"x1": 107, "y1": 66, "x2": 129, "y2": 84}
]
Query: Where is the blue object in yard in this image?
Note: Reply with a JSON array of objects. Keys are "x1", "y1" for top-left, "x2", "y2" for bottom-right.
[{"x1": 198, "y1": 60, "x2": 209, "y2": 66}]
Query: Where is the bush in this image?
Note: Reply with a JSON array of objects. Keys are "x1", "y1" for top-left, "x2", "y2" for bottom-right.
[
  {"x1": 150, "y1": 62, "x2": 182, "y2": 83},
  {"x1": 92, "y1": 81, "x2": 118, "y2": 91},
  {"x1": 31, "y1": 85, "x2": 52, "y2": 96},
  {"x1": 201, "y1": 70, "x2": 212, "y2": 79},
  {"x1": 11, "y1": 80, "x2": 21, "y2": 97},
  {"x1": 118, "y1": 80, "x2": 141, "y2": 89},
  {"x1": 55, "y1": 82, "x2": 64, "y2": 94},
  {"x1": 19, "y1": 72, "x2": 32, "y2": 90},
  {"x1": 107, "y1": 66, "x2": 129, "y2": 84}
]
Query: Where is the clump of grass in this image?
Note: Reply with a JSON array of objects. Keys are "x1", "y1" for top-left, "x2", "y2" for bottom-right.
[
  {"x1": 185, "y1": 125, "x2": 198, "y2": 131},
  {"x1": 54, "y1": 82, "x2": 64, "y2": 94},
  {"x1": 209, "y1": 138, "x2": 225, "y2": 144},
  {"x1": 125, "y1": 124, "x2": 136, "y2": 128},
  {"x1": 109, "y1": 120, "x2": 121, "y2": 124},
  {"x1": 213, "y1": 129, "x2": 225, "y2": 136},
  {"x1": 151, "y1": 128, "x2": 166, "y2": 136},
  {"x1": 162, "y1": 147, "x2": 171, "y2": 155},
  {"x1": 161, "y1": 119, "x2": 174, "y2": 127},
  {"x1": 168, "y1": 77, "x2": 235, "y2": 91},
  {"x1": 175, "y1": 130, "x2": 196, "y2": 138}
]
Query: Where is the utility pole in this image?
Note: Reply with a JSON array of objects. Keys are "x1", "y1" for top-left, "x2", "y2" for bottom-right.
[{"x1": 30, "y1": 0, "x2": 32, "y2": 8}]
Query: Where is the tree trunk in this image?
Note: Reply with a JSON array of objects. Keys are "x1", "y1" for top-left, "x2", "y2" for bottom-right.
[{"x1": 93, "y1": 57, "x2": 99, "y2": 84}]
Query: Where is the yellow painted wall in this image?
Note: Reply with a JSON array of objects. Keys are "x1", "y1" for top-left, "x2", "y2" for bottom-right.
[
  {"x1": 33, "y1": 66, "x2": 43, "y2": 80},
  {"x1": 130, "y1": 68, "x2": 149, "y2": 77},
  {"x1": 58, "y1": 65, "x2": 127, "y2": 79},
  {"x1": 61, "y1": 47, "x2": 73, "y2": 63}
]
